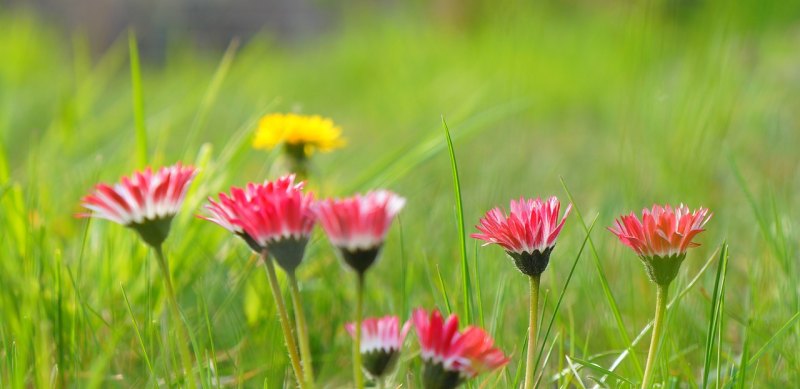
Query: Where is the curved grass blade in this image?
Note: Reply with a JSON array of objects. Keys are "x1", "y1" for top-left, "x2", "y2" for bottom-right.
[
  {"x1": 561, "y1": 177, "x2": 643, "y2": 378},
  {"x1": 128, "y1": 29, "x2": 147, "y2": 167},
  {"x1": 533, "y1": 215, "x2": 598, "y2": 382},
  {"x1": 568, "y1": 356, "x2": 635, "y2": 386},
  {"x1": 702, "y1": 243, "x2": 729, "y2": 388},
  {"x1": 442, "y1": 116, "x2": 472, "y2": 324}
]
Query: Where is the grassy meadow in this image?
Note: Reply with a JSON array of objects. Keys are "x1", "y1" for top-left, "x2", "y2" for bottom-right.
[{"x1": 1, "y1": 1, "x2": 799, "y2": 387}]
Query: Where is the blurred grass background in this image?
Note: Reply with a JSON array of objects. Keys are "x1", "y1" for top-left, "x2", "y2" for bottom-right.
[{"x1": 1, "y1": 0, "x2": 799, "y2": 387}]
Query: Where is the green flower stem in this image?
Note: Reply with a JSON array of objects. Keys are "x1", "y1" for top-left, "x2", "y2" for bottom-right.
[
  {"x1": 642, "y1": 284, "x2": 669, "y2": 389},
  {"x1": 153, "y1": 246, "x2": 196, "y2": 389},
  {"x1": 524, "y1": 274, "x2": 541, "y2": 389},
  {"x1": 288, "y1": 273, "x2": 315, "y2": 388},
  {"x1": 353, "y1": 273, "x2": 365, "y2": 389},
  {"x1": 262, "y1": 251, "x2": 307, "y2": 389}
]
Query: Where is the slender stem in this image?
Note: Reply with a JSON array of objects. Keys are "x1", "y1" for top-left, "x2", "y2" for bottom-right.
[
  {"x1": 153, "y1": 246, "x2": 196, "y2": 389},
  {"x1": 262, "y1": 251, "x2": 307, "y2": 389},
  {"x1": 642, "y1": 284, "x2": 669, "y2": 389},
  {"x1": 288, "y1": 273, "x2": 315, "y2": 388},
  {"x1": 524, "y1": 274, "x2": 541, "y2": 389},
  {"x1": 353, "y1": 272, "x2": 365, "y2": 389},
  {"x1": 377, "y1": 377, "x2": 386, "y2": 389}
]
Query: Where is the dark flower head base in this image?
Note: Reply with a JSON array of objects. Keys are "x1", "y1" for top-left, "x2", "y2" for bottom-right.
[
  {"x1": 361, "y1": 348, "x2": 400, "y2": 379},
  {"x1": 131, "y1": 217, "x2": 174, "y2": 248},
  {"x1": 340, "y1": 246, "x2": 382, "y2": 276},
  {"x1": 640, "y1": 254, "x2": 686, "y2": 286},
  {"x1": 422, "y1": 362, "x2": 463, "y2": 389},
  {"x1": 506, "y1": 247, "x2": 553, "y2": 277},
  {"x1": 268, "y1": 237, "x2": 310, "y2": 274},
  {"x1": 236, "y1": 232, "x2": 263, "y2": 253},
  {"x1": 346, "y1": 315, "x2": 411, "y2": 380}
]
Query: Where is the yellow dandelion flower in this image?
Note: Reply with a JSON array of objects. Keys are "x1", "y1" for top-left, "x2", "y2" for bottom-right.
[{"x1": 253, "y1": 113, "x2": 345, "y2": 157}]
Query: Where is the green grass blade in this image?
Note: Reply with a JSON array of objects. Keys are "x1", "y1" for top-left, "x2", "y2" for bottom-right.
[
  {"x1": 512, "y1": 334, "x2": 528, "y2": 389},
  {"x1": 702, "y1": 243, "x2": 729, "y2": 388},
  {"x1": 344, "y1": 102, "x2": 529, "y2": 193},
  {"x1": 442, "y1": 116, "x2": 472, "y2": 324},
  {"x1": 435, "y1": 264, "x2": 452, "y2": 315},
  {"x1": 597, "y1": 247, "x2": 720, "y2": 387},
  {"x1": 128, "y1": 29, "x2": 147, "y2": 167},
  {"x1": 737, "y1": 321, "x2": 750, "y2": 389},
  {"x1": 473, "y1": 241, "x2": 485, "y2": 329},
  {"x1": 533, "y1": 215, "x2": 598, "y2": 380},
  {"x1": 121, "y1": 284, "x2": 156, "y2": 381},
  {"x1": 560, "y1": 177, "x2": 643, "y2": 378},
  {"x1": 184, "y1": 38, "x2": 240, "y2": 154},
  {"x1": 746, "y1": 310, "x2": 800, "y2": 365},
  {"x1": 568, "y1": 356, "x2": 635, "y2": 386}
]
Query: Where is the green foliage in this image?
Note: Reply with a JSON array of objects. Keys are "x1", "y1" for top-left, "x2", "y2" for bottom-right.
[{"x1": 1, "y1": 1, "x2": 799, "y2": 387}]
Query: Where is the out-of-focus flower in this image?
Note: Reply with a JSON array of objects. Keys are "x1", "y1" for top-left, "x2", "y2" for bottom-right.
[
  {"x1": 253, "y1": 113, "x2": 345, "y2": 158},
  {"x1": 412, "y1": 309, "x2": 508, "y2": 389},
  {"x1": 201, "y1": 175, "x2": 315, "y2": 272},
  {"x1": 201, "y1": 182, "x2": 264, "y2": 252},
  {"x1": 345, "y1": 315, "x2": 411, "y2": 379},
  {"x1": 79, "y1": 163, "x2": 197, "y2": 247},
  {"x1": 609, "y1": 204, "x2": 711, "y2": 285},
  {"x1": 471, "y1": 196, "x2": 571, "y2": 276},
  {"x1": 315, "y1": 190, "x2": 405, "y2": 275}
]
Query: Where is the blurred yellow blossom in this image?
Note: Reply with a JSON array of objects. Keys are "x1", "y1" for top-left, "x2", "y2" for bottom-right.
[{"x1": 253, "y1": 113, "x2": 345, "y2": 157}]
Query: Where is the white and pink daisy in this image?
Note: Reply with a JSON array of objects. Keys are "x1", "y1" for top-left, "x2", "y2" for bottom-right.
[
  {"x1": 315, "y1": 190, "x2": 405, "y2": 274},
  {"x1": 79, "y1": 163, "x2": 197, "y2": 247},
  {"x1": 412, "y1": 309, "x2": 508, "y2": 388},
  {"x1": 201, "y1": 175, "x2": 315, "y2": 272},
  {"x1": 609, "y1": 203, "x2": 712, "y2": 285},
  {"x1": 201, "y1": 182, "x2": 265, "y2": 252},
  {"x1": 345, "y1": 315, "x2": 411, "y2": 378},
  {"x1": 471, "y1": 196, "x2": 571, "y2": 276}
]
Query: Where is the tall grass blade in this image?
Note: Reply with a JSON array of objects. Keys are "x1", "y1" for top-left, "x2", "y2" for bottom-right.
[
  {"x1": 435, "y1": 264, "x2": 452, "y2": 316},
  {"x1": 702, "y1": 243, "x2": 729, "y2": 388},
  {"x1": 442, "y1": 116, "x2": 472, "y2": 324},
  {"x1": 128, "y1": 29, "x2": 147, "y2": 167},
  {"x1": 184, "y1": 38, "x2": 240, "y2": 154},
  {"x1": 121, "y1": 284, "x2": 156, "y2": 380},
  {"x1": 560, "y1": 177, "x2": 643, "y2": 377},
  {"x1": 737, "y1": 322, "x2": 749, "y2": 389},
  {"x1": 533, "y1": 215, "x2": 598, "y2": 381}
]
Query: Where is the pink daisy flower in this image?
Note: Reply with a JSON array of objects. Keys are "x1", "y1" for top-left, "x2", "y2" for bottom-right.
[
  {"x1": 79, "y1": 163, "x2": 197, "y2": 247},
  {"x1": 471, "y1": 196, "x2": 571, "y2": 276},
  {"x1": 609, "y1": 204, "x2": 712, "y2": 285},
  {"x1": 202, "y1": 175, "x2": 315, "y2": 272},
  {"x1": 315, "y1": 190, "x2": 405, "y2": 274},
  {"x1": 412, "y1": 309, "x2": 508, "y2": 388},
  {"x1": 201, "y1": 182, "x2": 265, "y2": 252},
  {"x1": 345, "y1": 315, "x2": 411, "y2": 378}
]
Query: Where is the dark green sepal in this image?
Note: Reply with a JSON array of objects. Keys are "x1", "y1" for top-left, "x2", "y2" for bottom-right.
[
  {"x1": 506, "y1": 247, "x2": 553, "y2": 277},
  {"x1": 268, "y1": 237, "x2": 309, "y2": 273},
  {"x1": 641, "y1": 253, "x2": 686, "y2": 286},
  {"x1": 237, "y1": 232, "x2": 264, "y2": 253},
  {"x1": 130, "y1": 217, "x2": 173, "y2": 248},
  {"x1": 422, "y1": 362, "x2": 464, "y2": 389},
  {"x1": 361, "y1": 349, "x2": 400, "y2": 379},
  {"x1": 340, "y1": 246, "x2": 382, "y2": 275}
]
